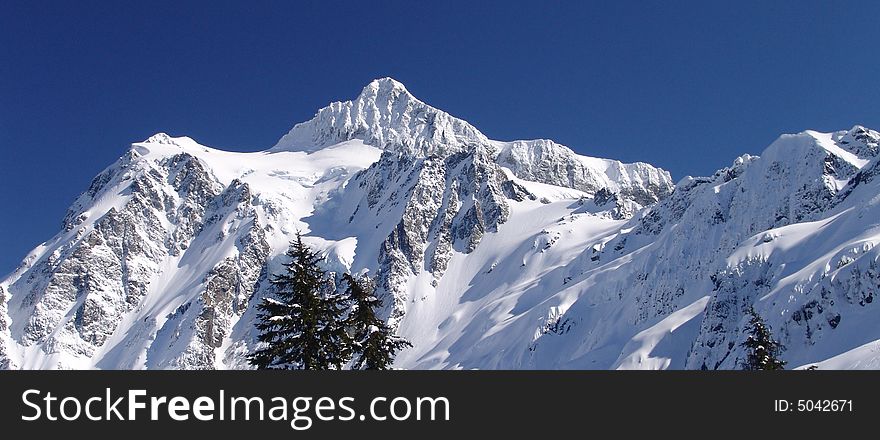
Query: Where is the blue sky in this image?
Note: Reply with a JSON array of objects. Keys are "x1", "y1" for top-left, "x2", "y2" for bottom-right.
[{"x1": 2, "y1": 1, "x2": 879, "y2": 275}]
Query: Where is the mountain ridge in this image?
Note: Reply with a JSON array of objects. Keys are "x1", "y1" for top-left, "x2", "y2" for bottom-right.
[
  {"x1": 2, "y1": 79, "x2": 879, "y2": 370},
  {"x1": 273, "y1": 77, "x2": 673, "y2": 205}
]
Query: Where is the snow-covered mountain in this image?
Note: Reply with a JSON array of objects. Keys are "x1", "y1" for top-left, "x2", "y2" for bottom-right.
[{"x1": 2, "y1": 78, "x2": 878, "y2": 370}]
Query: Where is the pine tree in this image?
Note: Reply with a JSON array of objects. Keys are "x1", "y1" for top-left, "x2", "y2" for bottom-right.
[
  {"x1": 741, "y1": 306, "x2": 786, "y2": 370},
  {"x1": 248, "y1": 233, "x2": 351, "y2": 369},
  {"x1": 343, "y1": 273, "x2": 412, "y2": 370}
]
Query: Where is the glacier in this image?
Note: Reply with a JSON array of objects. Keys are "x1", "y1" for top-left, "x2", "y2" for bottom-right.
[{"x1": 1, "y1": 78, "x2": 879, "y2": 370}]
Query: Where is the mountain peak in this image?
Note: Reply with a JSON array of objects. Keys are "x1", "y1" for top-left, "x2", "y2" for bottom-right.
[
  {"x1": 271, "y1": 78, "x2": 489, "y2": 156},
  {"x1": 359, "y1": 77, "x2": 410, "y2": 99},
  {"x1": 142, "y1": 132, "x2": 177, "y2": 145}
]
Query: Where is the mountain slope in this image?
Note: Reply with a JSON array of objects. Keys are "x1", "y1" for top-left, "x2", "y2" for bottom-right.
[{"x1": 1, "y1": 79, "x2": 878, "y2": 370}]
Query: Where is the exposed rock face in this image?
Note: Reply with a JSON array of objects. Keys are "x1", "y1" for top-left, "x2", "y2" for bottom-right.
[
  {"x1": 8, "y1": 151, "x2": 221, "y2": 364},
  {"x1": 343, "y1": 146, "x2": 532, "y2": 326},
  {"x1": 0, "y1": 285, "x2": 9, "y2": 369},
  {"x1": 146, "y1": 180, "x2": 270, "y2": 369},
  {"x1": 836, "y1": 125, "x2": 879, "y2": 159},
  {"x1": 2, "y1": 137, "x2": 278, "y2": 369},
  {"x1": 496, "y1": 139, "x2": 673, "y2": 205}
]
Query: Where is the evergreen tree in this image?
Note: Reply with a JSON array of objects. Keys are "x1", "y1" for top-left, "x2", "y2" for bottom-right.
[
  {"x1": 741, "y1": 306, "x2": 786, "y2": 370},
  {"x1": 343, "y1": 273, "x2": 412, "y2": 370},
  {"x1": 248, "y1": 233, "x2": 351, "y2": 369}
]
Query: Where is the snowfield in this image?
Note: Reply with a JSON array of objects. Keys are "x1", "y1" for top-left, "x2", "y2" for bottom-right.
[{"x1": 1, "y1": 78, "x2": 879, "y2": 370}]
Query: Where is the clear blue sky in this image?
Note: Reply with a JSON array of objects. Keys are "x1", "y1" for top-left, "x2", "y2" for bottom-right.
[{"x1": 2, "y1": 1, "x2": 879, "y2": 275}]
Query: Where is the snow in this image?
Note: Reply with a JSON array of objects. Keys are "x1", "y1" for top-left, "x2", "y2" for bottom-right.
[
  {"x1": 133, "y1": 136, "x2": 383, "y2": 261},
  {"x1": 797, "y1": 339, "x2": 880, "y2": 370},
  {"x1": 0, "y1": 133, "x2": 383, "y2": 370},
  {"x1": 3, "y1": 78, "x2": 880, "y2": 370},
  {"x1": 613, "y1": 296, "x2": 710, "y2": 370},
  {"x1": 272, "y1": 78, "x2": 490, "y2": 156},
  {"x1": 394, "y1": 197, "x2": 628, "y2": 369},
  {"x1": 807, "y1": 130, "x2": 871, "y2": 169}
]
